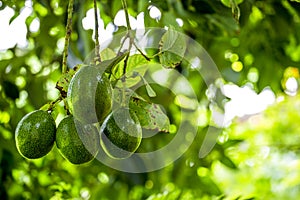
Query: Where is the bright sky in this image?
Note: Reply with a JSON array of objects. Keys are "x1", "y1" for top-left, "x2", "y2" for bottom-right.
[
  {"x1": 221, "y1": 84, "x2": 276, "y2": 126},
  {"x1": 0, "y1": 2, "x2": 288, "y2": 126},
  {"x1": 0, "y1": 6, "x2": 30, "y2": 51}
]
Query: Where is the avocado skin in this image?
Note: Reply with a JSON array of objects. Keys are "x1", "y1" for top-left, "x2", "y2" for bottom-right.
[
  {"x1": 15, "y1": 110, "x2": 56, "y2": 159},
  {"x1": 100, "y1": 108, "x2": 142, "y2": 159},
  {"x1": 56, "y1": 115, "x2": 100, "y2": 164},
  {"x1": 68, "y1": 66, "x2": 112, "y2": 124}
]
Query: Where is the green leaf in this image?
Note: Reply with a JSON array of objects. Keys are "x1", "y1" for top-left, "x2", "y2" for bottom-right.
[
  {"x1": 220, "y1": 156, "x2": 237, "y2": 169},
  {"x1": 55, "y1": 65, "x2": 80, "y2": 98},
  {"x1": 139, "y1": 75, "x2": 157, "y2": 97},
  {"x1": 113, "y1": 54, "x2": 150, "y2": 86},
  {"x1": 129, "y1": 97, "x2": 170, "y2": 132},
  {"x1": 159, "y1": 27, "x2": 187, "y2": 68},
  {"x1": 200, "y1": 176, "x2": 222, "y2": 195},
  {"x1": 162, "y1": 12, "x2": 180, "y2": 28},
  {"x1": 100, "y1": 48, "x2": 117, "y2": 61},
  {"x1": 145, "y1": 83, "x2": 157, "y2": 98},
  {"x1": 222, "y1": 139, "x2": 243, "y2": 149},
  {"x1": 221, "y1": 0, "x2": 243, "y2": 7},
  {"x1": 100, "y1": 51, "x2": 129, "y2": 73},
  {"x1": 1, "y1": 0, "x2": 18, "y2": 9},
  {"x1": 126, "y1": 54, "x2": 150, "y2": 73},
  {"x1": 221, "y1": 0, "x2": 242, "y2": 21},
  {"x1": 137, "y1": 0, "x2": 149, "y2": 12}
]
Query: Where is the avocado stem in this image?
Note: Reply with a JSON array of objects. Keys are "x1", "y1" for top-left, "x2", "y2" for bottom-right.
[
  {"x1": 62, "y1": 0, "x2": 74, "y2": 74},
  {"x1": 121, "y1": 0, "x2": 131, "y2": 31},
  {"x1": 48, "y1": 96, "x2": 63, "y2": 112},
  {"x1": 93, "y1": 0, "x2": 101, "y2": 64}
]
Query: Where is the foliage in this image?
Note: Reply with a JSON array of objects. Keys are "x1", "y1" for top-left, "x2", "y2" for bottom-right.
[
  {"x1": 214, "y1": 95, "x2": 300, "y2": 199},
  {"x1": 1, "y1": 0, "x2": 300, "y2": 199}
]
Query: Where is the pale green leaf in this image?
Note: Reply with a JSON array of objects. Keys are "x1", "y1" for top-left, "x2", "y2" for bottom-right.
[
  {"x1": 221, "y1": 0, "x2": 243, "y2": 7},
  {"x1": 129, "y1": 97, "x2": 170, "y2": 132},
  {"x1": 97, "y1": 51, "x2": 129, "y2": 73},
  {"x1": 159, "y1": 27, "x2": 187, "y2": 68},
  {"x1": 145, "y1": 84, "x2": 157, "y2": 97},
  {"x1": 55, "y1": 64, "x2": 81, "y2": 98},
  {"x1": 140, "y1": 75, "x2": 157, "y2": 97},
  {"x1": 100, "y1": 48, "x2": 116, "y2": 61},
  {"x1": 113, "y1": 54, "x2": 150, "y2": 86}
]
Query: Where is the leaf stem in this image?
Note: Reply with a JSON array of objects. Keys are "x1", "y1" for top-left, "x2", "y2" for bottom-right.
[
  {"x1": 119, "y1": 0, "x2": 151, "y2": 78},
  {"x1": 94, "y1": 0, "x2": 101, "y2": 64},
  {"x1": 121, "y1": 0, "x2": 131, "y2": 31},
  {"x1": 62, "y1": 0, "x2": 74, "y2": 74},
  {"x1": 121, "y1": 0, "x2": 132, "y2": 76},
  {"x1": 133, "y1": 42, "x2": 150, "y2": 61},
  {"x1": 122, "y1": 46, "x2": 131, "y2": 77}
]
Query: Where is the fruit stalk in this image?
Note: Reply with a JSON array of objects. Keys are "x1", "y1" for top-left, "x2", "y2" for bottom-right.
[
  {"x1": 48, "y1": 96, "x2": 63, "y2": 112},
  {"x1": 62, "y1": 0, "x2": 74, "y2": 74},
  {"x1": 93, "y1": 0, "x2": 101, "y2": 64},
  {"x1": 119, "y1": 0, "x2": 133, "y2": 78}
]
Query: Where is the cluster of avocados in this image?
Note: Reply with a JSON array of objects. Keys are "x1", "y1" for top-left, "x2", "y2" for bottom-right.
[{"x1": 15, "y1": 64, "x2": 143, "y2": 164}]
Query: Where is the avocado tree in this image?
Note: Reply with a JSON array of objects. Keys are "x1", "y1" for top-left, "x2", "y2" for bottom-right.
[{"x1": 1, "y1": 0, "x2": 300, "y2": 199}]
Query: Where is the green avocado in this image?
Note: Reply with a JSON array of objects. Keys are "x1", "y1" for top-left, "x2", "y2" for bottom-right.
[
  {"x1": 56, "y1": 115, "x2": 100, "y2": 164},
  {"x1": 15, "y1": 110, "x2": 56, "y2": 159},
  {"x1": 100, "y1": 107, "x2": 142, "y2": 159},
  {"x1": 67, "y1": 65, "x2": 112, "y2": 124}
]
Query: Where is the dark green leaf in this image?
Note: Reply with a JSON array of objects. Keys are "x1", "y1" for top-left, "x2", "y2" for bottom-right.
[
  {"x1": 200, "y1": 176, "x2": 222, "y2": 195},
  {"x1": 3, "y1": 81, "x2": 19, "y2": 100},
  {"x1": 223, "y1": 139, "x2": 243, "y2": 149},
  {"x1": 220, "y1": 156, "x2": 237, "y2": 169}
]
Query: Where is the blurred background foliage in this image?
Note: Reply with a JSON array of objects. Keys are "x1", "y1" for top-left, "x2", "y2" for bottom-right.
[{"x1": 1, "y1": 0, "x2": 300, "y2": 199}]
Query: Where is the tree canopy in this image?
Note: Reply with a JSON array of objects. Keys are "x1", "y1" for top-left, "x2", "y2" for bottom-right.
[{"x1": 1, "y1": 0, "x2": 300, "y2": 199}]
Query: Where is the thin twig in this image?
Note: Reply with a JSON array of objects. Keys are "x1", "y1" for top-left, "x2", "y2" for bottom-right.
[
  {"x1": 117, "y1": 32, "x2": 130, "y2": 55},
  {"x1": 122, "y1": 48, "x2": 131, "y2": 77},
  {"x1": 120, "y1": 0, "x2": 132, "y2": 76},
  {"x1": 121, "y1": 0, "x2": 131, "y2": 31},
  {"x1": 94, "y1": 0, "x2": 101, "y2": 64},
  {"x1": 62, "y1": 0, "x2": 74, "y2": 74}
]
